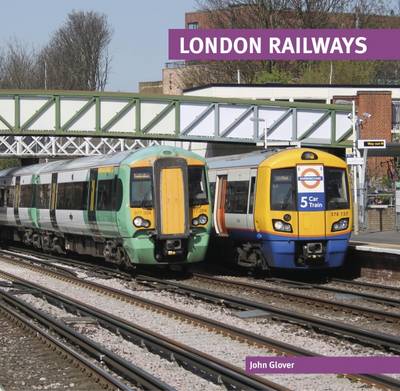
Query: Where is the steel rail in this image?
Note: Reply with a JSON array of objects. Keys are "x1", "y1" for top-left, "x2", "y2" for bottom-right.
[
  {"x1": 192, "y1": 273, "x2": 400, "y2": 323},
  {"x1": 331, "y1": 277, "x2": 400, "y2": 295},
  {"x1": 0, "y1": 247, "x2": 132, "y2": 280},
  {"x1": 0, "y1": 289, "x2": 173, "y2": 391},
  {"x1": 0, "y1": 252, "x2": 399, "y2": 390},
  {"x1": 0, "y1": 295, "x2": 134, "y2": 391},
  {"x1": 263, "y1": 276, "x2": 400, "y2": 307},
  {"x1": 0, "y1": 270, "x2": 288, "y2": 391},
  {"x1": 136, "y1": 275, "x2": 400, "y2": 353}
]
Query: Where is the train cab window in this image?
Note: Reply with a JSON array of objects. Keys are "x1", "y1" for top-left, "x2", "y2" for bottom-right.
[
  {"x1": 226, "y1": 181, "x2": 249, "y2": 214},
  {"x1": 97, "y1": 179, "x2": 113, "y2": 211},
  {"x1": 188, "y1": 166, "x2": 208, "y2": 206},
  {"x1": 131, "y1": 168, "x2": 153, "y2": 208},
  {"x1": 271, "y1": 169, "x2": 296, "y2": 211},
  {"x1": 325, "y1": 168, "x2": 349, "y2": 210},
  {"x1": 57, "y1": 182, "x2": 88, "y2": 210},
  {"x1": 19, "y1": 185, "x2": 34, "y2": 208},
  {"x1": 36, "y1": 184, "x2": 51, "y2": 209}
]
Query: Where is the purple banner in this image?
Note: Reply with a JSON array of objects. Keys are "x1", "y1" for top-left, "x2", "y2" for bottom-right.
[
  {"x1": 246, "y1": 356, "x2": 400, "y2": 374},
  {"x1": 169, "y1": 29, "x2": 400, "y2": 61}
]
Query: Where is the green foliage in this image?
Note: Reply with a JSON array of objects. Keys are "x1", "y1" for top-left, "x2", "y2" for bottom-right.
[
  {"x1": 0, "y1": 159, "x2": 20, "y2": 170},
  {"x1": 254, "y1": 68, "x2": 292, "y2": 84},
  {"x1": 299, "y1": 61, "x2": 377, "y2": 84}
]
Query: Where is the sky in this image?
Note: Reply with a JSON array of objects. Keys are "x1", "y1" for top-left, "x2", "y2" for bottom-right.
[{"x1": 2, "y1": 0, "x2": 197, "y2": 92}]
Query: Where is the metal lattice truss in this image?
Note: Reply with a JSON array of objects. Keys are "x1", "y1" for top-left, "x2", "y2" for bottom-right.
[
  {"x1": 0, "y1": 90, "x2": 353, "y2": 157},
  {"x1": 0, "y1": 136, "x2": 161, "y2": 157}
]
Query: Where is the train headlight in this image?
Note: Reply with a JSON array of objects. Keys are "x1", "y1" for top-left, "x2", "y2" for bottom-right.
[
  {"x1": 133, "y1": 216, "x2": 151, "y2": 228},
  {"x1": 142, "y1": 219, "x2": 151, "y2": 228},
  {"x1": 133, "y1": 217, "x2": 144, "y2": 227},
  {"x1": 301, "y1": 151, "x2": 318, "y2": 160},
  {"x1": 331, "y1": 218, "x2": 349, "y2": 232},
  {"x1": 273, "y1": 219, "x2": 293, "y2": 233},
  {"x1": 198, "y1": 214, "x2": 208, "y2": 225},
  {"x1": 192, "y1": 214, "x2": 208, "y2": 226}
]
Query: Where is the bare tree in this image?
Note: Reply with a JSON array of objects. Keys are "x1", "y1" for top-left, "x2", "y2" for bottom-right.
[
  {"x1": 288, "y1": 0, "x2": 347, "y2": 28},
  {"x1": 40, "y1": 11, "x2": 112, "y2": 90},
  {"x1": 0, "y1": 40, "x2": 41, "y2": 89},
  {"x1": 344, "y1": 0, "x2": 390, "y2": 27}
]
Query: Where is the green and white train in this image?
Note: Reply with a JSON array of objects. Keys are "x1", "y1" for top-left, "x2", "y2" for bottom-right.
[{"x1": 0, "y1": 146, "x2": 211, "y2": 267}]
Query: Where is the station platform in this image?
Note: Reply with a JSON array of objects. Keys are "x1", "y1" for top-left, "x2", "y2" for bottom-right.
[
  {"x1": 347, "y1": 230, "x2": 400, "y2": 280},
  {"x1": 350, "y1": 231, "x2": 400, "y2": 255}
]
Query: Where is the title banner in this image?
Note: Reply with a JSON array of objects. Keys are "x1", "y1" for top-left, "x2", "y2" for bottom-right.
[
  {"x1": 169, "y1": 29, "x2": 400, "y2": 61},
  {"x1": 246, "y1": 356, "x2": 400, "y2": 374}
]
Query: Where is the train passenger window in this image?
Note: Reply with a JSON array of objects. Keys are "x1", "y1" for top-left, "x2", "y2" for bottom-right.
[
  {"x1": 325, "y1": 168, "x2": 349, "y2": 210},
  {"x1": 19, "y1": 185, "x2": 34, "y2": 208},
  {"x1": 57, "y1": 182, "x2": 88, "y2": 210},
  {"x1": 188, "y1": 166, "x2": 208, "y2": 206},
  {"x1": 97, "y1": 179, "x2": 113, "y2": 211},
  {"x1": 131, "y1": 168, "x2": 153, "y2": 208},
  {"x1": 0, "y1": 188, "x2": 4, "y2": 207},
  {"x1": 271, "y1": 169, "x2": 296, "y2": 211},
  {"x1": 226, "y1": 181, "x2": 249, "y2": 214},
  {"x1": 36, "y1": 184, "x2": 51, "y2": 209},
  {"x1": 248, "y1": 177, "x2": 256, "y2": 214},
  {"x1": 5, "y1": 187, "x2": 14, "y2": 207}
]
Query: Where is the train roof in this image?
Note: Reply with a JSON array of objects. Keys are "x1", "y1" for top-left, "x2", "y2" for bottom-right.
[
  {"x1": 0, "y1": 146, "x2": 206, "y2": 178},
  {"x1": 207, "y1": 147, "x2": 347, "y2": 170},
  {"x1": 207, "y1": 149, "x2": 278, "y2": 169},
  {"x1": 0, "y1": 151, "x2": 132, "y2": 178}
]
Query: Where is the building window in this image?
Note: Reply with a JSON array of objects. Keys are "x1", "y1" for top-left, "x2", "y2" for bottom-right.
[{"x1": 187, "y1": 22, "x2": 198, "y2": 29}]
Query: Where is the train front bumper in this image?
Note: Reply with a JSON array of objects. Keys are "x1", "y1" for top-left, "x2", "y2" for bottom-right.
[
  {"x1": 122, "y1": 229, "x2": 210, "y2": 265},
  {"x1": 262, "y1": 233, "x2": 350, "y2": 269}
]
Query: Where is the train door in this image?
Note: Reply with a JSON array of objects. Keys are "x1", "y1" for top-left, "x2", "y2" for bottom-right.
[
  {"x1": 88, "y1": 168, "x2": 101, "y2": 237},
  {"x1": 213, "y1": 174, "x2": 228, "y2": 236},
  {"x1": 49, "y1": 173, "x2": 59, "y2": 231},
  {"x1": 56, "y1": 171, "x2": 88, "y2": 235},
  {"x1": 246, "y1": 169, "x2": 257, "y2": 230},
  {"x1": 13, "y1": 176, "x2": 21, "y2": 226},
  {"x1": 95, "y1": 167, "x2": 119, "y2": 238},
  {"x1": 5, "y1": 177, "x2": 16, "y2": 226},
  {"x1": 296, "y1": 164, "x2": 326, "y2": 238},
  {"x1": 224, "y1": 169, "x2": 250, "y2": 232},
  {"x1": 153, "y1": 158, "x2": 189, "y2": 238}
]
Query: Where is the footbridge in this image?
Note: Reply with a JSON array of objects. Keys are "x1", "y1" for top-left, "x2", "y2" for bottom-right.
[{"x1": 0, "y1": 90, "x2": 353, "y2": 157}]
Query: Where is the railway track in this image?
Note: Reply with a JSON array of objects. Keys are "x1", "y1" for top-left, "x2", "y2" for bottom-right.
[
  {"x1": 0, "y1": 289, "x2": 154, "y2": 391},
  {"x1": 136, "y1": 274, "x2": 400, "y2": 353},
  {"x1": 263, "y1": 276, "x2": 400, "y2": 307},
  {"x1": 0, "y1": 250, "x2": 399, "y2": 390},
  {"x1": 0, "y1": 259, "x2": 289, "y2": 391},
  {"x1": 189, "y1": 273, "x2": 400, "y2": 334}
]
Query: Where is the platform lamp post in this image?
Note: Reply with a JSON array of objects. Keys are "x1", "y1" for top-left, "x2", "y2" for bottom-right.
[
  {"x1": 351, "y1": 101, "x2": 359, "y2": 235},
  {"x1": 251, "y1": 117, "x2": 267, "y2": 149},
  {"x1": 350, "y1": 102, "x2": 371, "y2": 235}
]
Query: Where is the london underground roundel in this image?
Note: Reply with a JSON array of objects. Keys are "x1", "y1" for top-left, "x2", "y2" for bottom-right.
[{"x1": 297, "y1": 165, "x2": 325, "y2": 211}]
